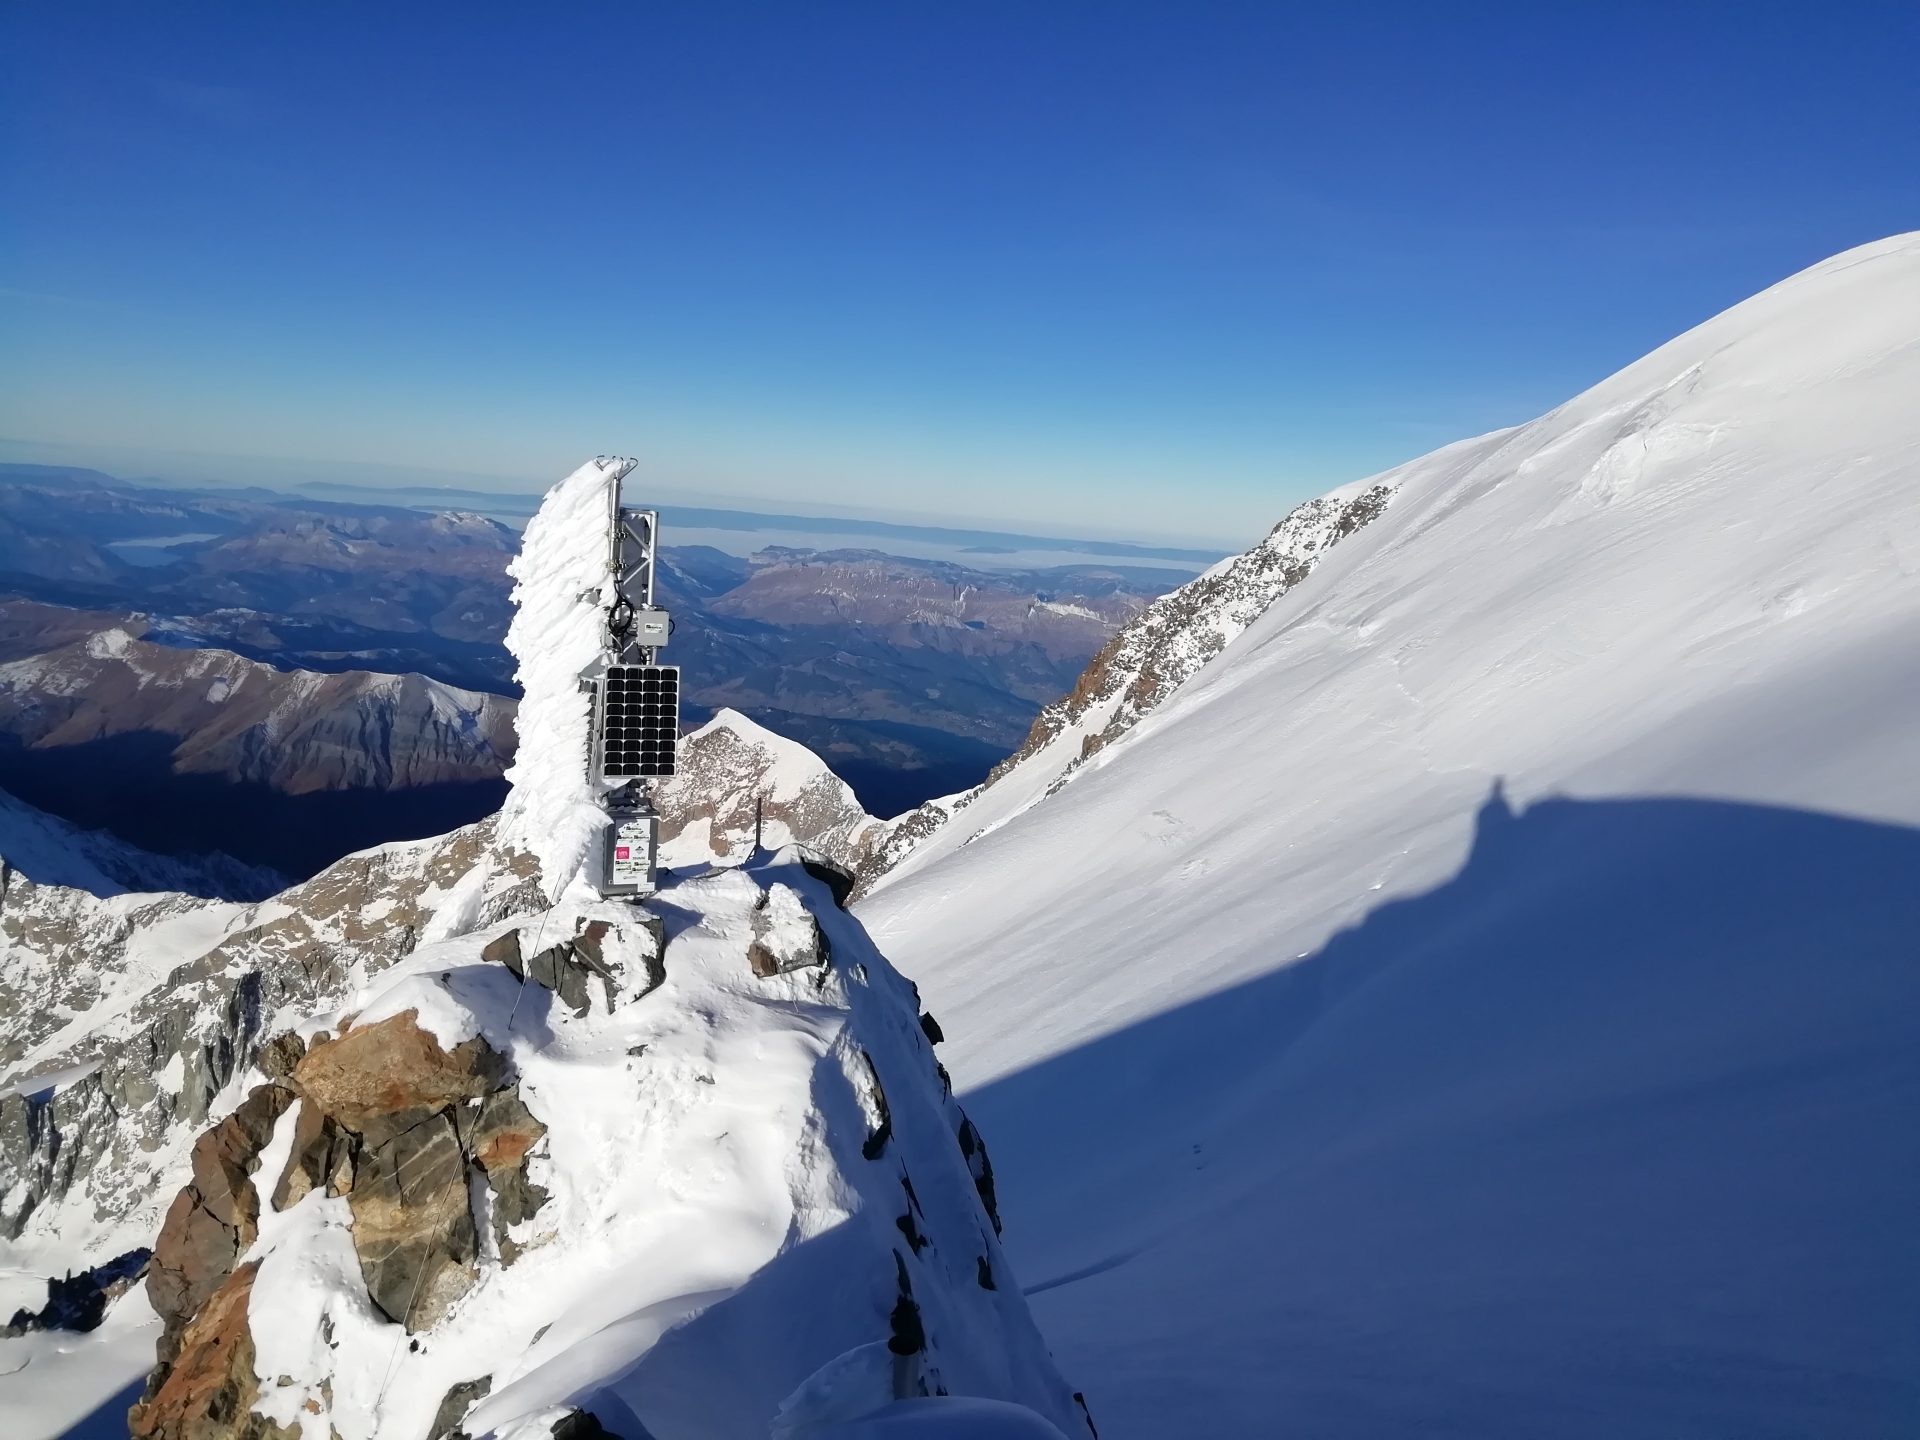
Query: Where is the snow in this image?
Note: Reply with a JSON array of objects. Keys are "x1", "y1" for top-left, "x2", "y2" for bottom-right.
[
  {"x1": 0, "y1": 784, "x2": 278, "y2": 903},
  {"x1": 0, "y1": 1057, "x2": 103, "y2": 1101},
  {"x1": 804, "y1": 1397, "x2": 1073, "y2": 1438},
  {"x1": 82, "y1": 627, "x2": 135, "y2": 660},
  {"x1": 0, "y1": 1285, "x2": 160, "y2": 1440},
  {"x1": 859, "y1": 233, "x2": 1920, "y2": 1437},
  {"x1": 498, "y1": 456, "x2": 627, "y2": 899},
  {"x1": 241, "y1": 854, "x2": 1087, "y2": 1440}
]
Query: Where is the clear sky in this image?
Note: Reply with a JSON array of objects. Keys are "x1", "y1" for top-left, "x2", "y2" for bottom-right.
[{"x1": 4, "y1": 3, "x2": 1915, "y2": 546}]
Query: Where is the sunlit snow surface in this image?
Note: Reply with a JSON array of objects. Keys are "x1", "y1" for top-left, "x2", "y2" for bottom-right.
[
  {"x1": 861, "y1": 234, "x2": 1920, "y2": 1437},
  {"x1": 499, "y1": 456, "x2": 624, "y2": 900},
  {"x1": 239, "y1": 856, "x2": 1085, "y2": 1440}
]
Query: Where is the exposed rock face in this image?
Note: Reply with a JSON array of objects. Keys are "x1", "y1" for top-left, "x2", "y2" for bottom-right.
[
  {"x1": 856, "y1": 484, "x2": 1394, "y2": 891},
  {"x1": 119, "y1": 854, "x2": 1087, "y2": 1440},
  {"x1": 0, "y1": 810, "x2": 542, "y2": 1264},
  {"x1": 654, "y1": 708, "x2": 887, "y2": 872},
  {"x1": 284, "y1": 1012, "x2": 530, "y2": 1329},
  {"x1": 483, "y1": 921, "x2": 636, "y2": 1018},
  {"x1": 134, "y1": 1000, "x2": 563, "y2": 1438},
  {"x1": 292, "y1": 1014, "x2": 507, "y2": 1142},
  {"x1": 148, "y1": 1083, "x2": 295, "y2": 1364},
  {"x1": 129, "y1": 1262, "x2": 296, "y2": 1440}
]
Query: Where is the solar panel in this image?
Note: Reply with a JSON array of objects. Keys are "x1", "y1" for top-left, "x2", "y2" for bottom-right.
[{"x1": 598, "y1": 665, "x2": 681, "y2": 778}]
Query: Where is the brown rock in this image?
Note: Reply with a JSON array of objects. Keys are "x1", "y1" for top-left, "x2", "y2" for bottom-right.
[
  {"x1": 270, "y1": 1099, "x2": 355, "y2": 1211},
  {"x1": 147, "y1": 1085, "x2": 295, "y2": 1360},
  {"x1": 254, "y1": 1032, "x2": 307, "y2": 1086},
  {"x1": 460, "y1": 1087, "x2": 545, "y2": 1175},
  {"x1": 129, "y1": 1262, "x2": 297, "y2": 1440},
  {"x1": 188, "y1": 1086, "x2": 293, "y2": 1231},
  {"x1": 291, "y1": 1011, "x2": 505, "y2": 1144}
]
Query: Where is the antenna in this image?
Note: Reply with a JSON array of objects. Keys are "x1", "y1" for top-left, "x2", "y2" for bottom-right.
[{"x1": 589, "y1": 459, "x2": 679, "y2": 899}]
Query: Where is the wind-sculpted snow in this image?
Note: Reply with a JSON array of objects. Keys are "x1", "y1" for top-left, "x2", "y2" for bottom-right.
[
  {"x1": 861, "y1": 233, "x2": 1920, "y2": 1437},
  {"x1": 498, "y1": 456, "x2": 627, "y2": 901}
]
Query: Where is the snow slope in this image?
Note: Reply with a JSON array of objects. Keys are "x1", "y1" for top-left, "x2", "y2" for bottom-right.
[
  {"x1": 860, "y1": 234, "x2": 1920, "y2": 1437},
  {"x1": 0, "y1": 786, "x2": 276, "y2": 901},
  {"x1": 864, "y1": 481, "x2": 1393, "y2": 892},
  {"x1": 217, "y1": 854, "x2": 1088, "y2": 1440}
]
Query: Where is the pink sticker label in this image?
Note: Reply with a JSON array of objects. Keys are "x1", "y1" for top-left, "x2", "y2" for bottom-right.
[{"x1": 615, "y1": 847, "x2": 631, "y2": 860}]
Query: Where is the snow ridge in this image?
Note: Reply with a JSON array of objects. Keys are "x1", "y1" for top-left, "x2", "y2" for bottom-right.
[
  {"x1": 859, "y1": 232, "x2": 1920, "y2": 1438},
  {"x1": 861, "y1": 481, "x2": 1393, "y2": 892}
]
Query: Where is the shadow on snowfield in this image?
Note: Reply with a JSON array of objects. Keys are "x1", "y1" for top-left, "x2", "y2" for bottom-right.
[{"x1": 965, "y1": 787, "x2": 1920, "y2": 1440}]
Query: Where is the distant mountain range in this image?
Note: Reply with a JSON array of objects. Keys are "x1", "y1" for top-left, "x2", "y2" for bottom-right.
[{"x1": 0, "y1": 465, "x2": 1187, "y2": 872}]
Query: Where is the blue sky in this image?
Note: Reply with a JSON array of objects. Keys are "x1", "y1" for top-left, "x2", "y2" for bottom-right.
[{"x1": 4, "y1": 3, "x2": 1915, "y2": 546}]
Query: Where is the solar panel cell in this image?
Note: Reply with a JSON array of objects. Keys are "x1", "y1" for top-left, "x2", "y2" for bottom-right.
[{"x1": 598, "y1": 664, "x2": 681, "y2": 777}]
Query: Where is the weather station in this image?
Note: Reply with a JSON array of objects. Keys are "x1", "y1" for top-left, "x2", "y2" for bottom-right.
[{"x1": 587, "y1": 458, "x2": 681, "y2": 898}]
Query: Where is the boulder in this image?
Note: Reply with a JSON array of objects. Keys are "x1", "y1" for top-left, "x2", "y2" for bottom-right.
[
  {"x1": 147, "y1": 1084, "x2": 294, "y2": 1360},
  {"x1": 291, "y1": 1011, "x2": 505, "y2": 1145},
  {"x1": 269, "y1": 1099, "x2": 353, "y2": 1211},
  {"x1": 454, "y1": 1086, "x2": 550, "y2": 1263},
  {"x1": 747, "y1": 884, "x2": 831, "y2": 977},
  {"x1": 347, "y1": 1108, "x2": 476, "y2": 1330}
]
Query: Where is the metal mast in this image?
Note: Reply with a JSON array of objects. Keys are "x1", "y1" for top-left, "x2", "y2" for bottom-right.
[{"x1": 590, "y1": 458, "x2": 680, "y2": 898}]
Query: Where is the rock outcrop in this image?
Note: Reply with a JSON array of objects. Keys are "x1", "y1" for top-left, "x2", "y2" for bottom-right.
[
  {"x1": 856, "y1": 483, "x2": 1394, "y2": 892},
  {"x1": 654, "y1": 710, "x2": 889, "y2": 873},
  {"x1": 132, "y1": 999, "x2": 563, "y2": 1438},
  {"x1": 123, "y1": 853, "x2": 1089, "y2": 1440},
  {"x1": 0, "y1": 809, "x2": 543, "y2": 1265}
]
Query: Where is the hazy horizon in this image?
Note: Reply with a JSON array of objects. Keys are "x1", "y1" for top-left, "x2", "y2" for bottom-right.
[{"x1": 6, "y1": 7, "x2": 1914, "y2": 542}]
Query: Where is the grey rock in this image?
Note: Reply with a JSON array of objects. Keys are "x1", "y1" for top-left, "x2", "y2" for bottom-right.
[{"x1": 347, "y1": 1108, "x2": 476, "y2": 1330}]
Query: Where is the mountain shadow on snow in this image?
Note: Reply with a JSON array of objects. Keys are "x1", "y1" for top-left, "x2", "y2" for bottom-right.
[{"x1": 970, "y1": 787, "x2": 1920, "y2": 1439}]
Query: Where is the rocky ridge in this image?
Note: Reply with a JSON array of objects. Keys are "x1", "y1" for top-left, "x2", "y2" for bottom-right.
[
  {"x1": 0, "y1": 615, "x2": 515, "y2": 794},
  {"x1": 0, "y1": 811, "x2": 543, "y2": 1268},
  {"x1": 655, "y1": 709, "x2": 889, "y2": 874},
  {"x1": 122, "y1": 853, "x2": 1091, "y2": 1440},
  {"x1": 858, "y1": 482, "x2": 1393, "y2": 889}
]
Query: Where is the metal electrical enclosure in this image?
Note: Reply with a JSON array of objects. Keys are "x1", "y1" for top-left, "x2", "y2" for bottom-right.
[{"x1": 602, "y1": 809, "x2": 659, "y2": 896}]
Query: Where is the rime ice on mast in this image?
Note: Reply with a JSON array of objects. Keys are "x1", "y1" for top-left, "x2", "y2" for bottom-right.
[{"x1": 585, "y1": 456, "x2": 680, "y2": 896}]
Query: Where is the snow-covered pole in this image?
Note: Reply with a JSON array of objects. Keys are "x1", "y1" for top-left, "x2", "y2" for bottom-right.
[{"x1": 499, "y1": 455, "x2": 681, "y2": 902}]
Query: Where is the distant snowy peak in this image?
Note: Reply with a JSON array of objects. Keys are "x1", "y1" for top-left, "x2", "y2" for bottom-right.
[
  {"x1": 858, "y1": 482, "x2": 1392, "y2": 891},
  {"x1": 657, "y1": 708, "x2": 887, "y2": 873},
  {"x1": 0, "y1": 618, "x2": 514, "y2": 796}
]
